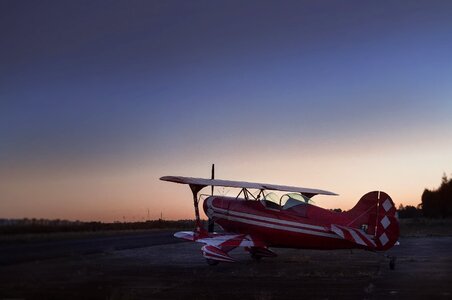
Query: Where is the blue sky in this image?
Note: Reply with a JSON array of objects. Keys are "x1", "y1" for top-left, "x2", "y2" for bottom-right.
[{"x1": 1, "y1": 1, "x2": 452, "y2": 221}]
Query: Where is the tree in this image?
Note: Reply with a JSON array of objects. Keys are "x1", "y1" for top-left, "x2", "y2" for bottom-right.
[
  {"x1": 422, "y1": 174, "x2": 452, "y2": 218},
  {"x1": 398, "y1": 205, "x2": 421, "y2": 218}
]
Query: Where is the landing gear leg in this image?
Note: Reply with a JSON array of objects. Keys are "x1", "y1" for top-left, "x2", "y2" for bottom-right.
[
  {"x1": 208, "y1": 218, "x2": 215, "y2": 233},
  {"x1": 250, "y1": 252, "x2": 262, "y2": 262}
]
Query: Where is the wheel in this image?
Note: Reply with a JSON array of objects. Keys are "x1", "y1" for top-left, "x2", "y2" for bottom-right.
[
  {"x1": 389, "y1": 256, "x2": 396, "y2": 270},
  {"x1": 250, "y1": 253, "x2": 262, "y2": 262},
  {"x1": 206, "y1": 259, "x2": 219, "y2": 266}
]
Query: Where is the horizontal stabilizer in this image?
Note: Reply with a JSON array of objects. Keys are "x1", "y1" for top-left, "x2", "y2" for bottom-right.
[{"x1": 331, "y1": 224, "x2": 376, "y2": 248}]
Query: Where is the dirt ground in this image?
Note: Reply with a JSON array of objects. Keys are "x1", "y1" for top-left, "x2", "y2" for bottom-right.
[{"x1": 0, "y1": 236, "x2": 451, "y2": 299}]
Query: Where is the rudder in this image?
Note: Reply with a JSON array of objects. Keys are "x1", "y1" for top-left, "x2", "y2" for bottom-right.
[{"x1": 344, "y1": 191, "x2": 399, "y2": 251}]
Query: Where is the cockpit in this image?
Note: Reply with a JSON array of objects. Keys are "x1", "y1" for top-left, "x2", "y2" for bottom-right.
[{"x1": 260, "y1": 192, "x2": 312, "y2": 210}]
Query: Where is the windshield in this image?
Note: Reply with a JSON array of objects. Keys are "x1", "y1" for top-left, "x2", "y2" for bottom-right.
[
  {"x1": 260, "y1": 192, "x2": 311, "y2": 210},
  {"x1": 280, "y1": 193, "x2": 311, "y2": 210},
  {"x1": 263, "y1": 192, "x2": 279, "y2": 203},
  {"x1": 259, "y1": 192, "x2": 281, "y2": 210}
]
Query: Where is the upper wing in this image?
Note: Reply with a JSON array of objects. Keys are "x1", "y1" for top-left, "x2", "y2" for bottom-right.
[{"x1": 161, "y1": 176, "x2": 337, "y2": 197}]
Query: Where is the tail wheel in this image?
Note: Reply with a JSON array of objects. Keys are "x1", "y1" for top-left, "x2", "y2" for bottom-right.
[
  {"x1": 249, "y1": 248, "x2": 263, "y2": 261},
  {"x1": 389, "y1": 256, "x2": 396, "y2": 270}
]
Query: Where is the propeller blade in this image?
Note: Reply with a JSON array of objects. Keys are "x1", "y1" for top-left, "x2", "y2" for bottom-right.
[
  {"x1": 208, "y1": 163, "x2": 215, "y2": 232},
  {"x1": 211, "y1": 163, "x2": 215, "y2": 196}
]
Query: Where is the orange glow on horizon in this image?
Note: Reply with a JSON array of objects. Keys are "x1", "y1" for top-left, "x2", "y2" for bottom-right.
[{"x1": 1, "y1": 130, "x2": 450, "y2": 222}]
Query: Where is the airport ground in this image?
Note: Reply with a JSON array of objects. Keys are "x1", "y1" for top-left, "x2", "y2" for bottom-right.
[{"x1": 0, "y1": 229, "x2": 451, "y2": 299}]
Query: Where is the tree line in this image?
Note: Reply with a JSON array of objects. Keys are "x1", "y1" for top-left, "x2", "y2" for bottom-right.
[
  {"x1": 398, "y1": 173, "x2": 452, "y2": 218},
  {"x1": 421, "y1": 173, "x2": 452, "y2": 218},
  {"x1": 0, "y1": 219, "x2": 197, "y2": 235}
]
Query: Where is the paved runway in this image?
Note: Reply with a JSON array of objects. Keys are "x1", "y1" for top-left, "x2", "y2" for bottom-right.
[
  {"x1": 0, "y1": 230, "x2": 181, "y2": 265},
  {"x1": 0, "y1": 232, "x2": 451, "y2": 299}
]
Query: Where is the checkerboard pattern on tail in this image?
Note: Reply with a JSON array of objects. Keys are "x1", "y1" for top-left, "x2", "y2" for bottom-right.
[{"x1": 344, "y1": 191, "x2": 399, "y2": 251}]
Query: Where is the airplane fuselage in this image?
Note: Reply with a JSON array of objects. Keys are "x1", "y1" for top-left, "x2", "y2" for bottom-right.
[
  {"x1": 204, "y1": 196, "x2": 359, "y2": 250},
  {"x1": 163, "y1": 175, "x2": 399, "y2": 264}
]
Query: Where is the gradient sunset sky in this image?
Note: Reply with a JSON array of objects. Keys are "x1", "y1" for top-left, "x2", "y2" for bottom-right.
[{"x1": 1, "y1": 1, "x2": 452, "y2": 221}]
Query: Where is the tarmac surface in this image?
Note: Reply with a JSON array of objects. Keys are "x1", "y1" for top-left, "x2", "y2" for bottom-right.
[
  {"x1": 0, "y1": 230, "x2": 180, "y2": 266},
  {"x1": 0, "y1": 232, "x2": 451, "y2": 299}
]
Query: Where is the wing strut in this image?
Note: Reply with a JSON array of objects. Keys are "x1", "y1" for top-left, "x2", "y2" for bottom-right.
[{"x1": 189, "y1": 184, "x2": 206, "y2": 232}]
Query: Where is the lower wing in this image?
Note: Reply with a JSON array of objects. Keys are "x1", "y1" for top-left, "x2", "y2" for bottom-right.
[{"x1": 174, "y1": 230, "x2": 272, "y2": 262}]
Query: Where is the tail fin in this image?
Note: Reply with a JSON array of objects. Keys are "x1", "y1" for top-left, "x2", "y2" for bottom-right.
[{"x1": 344, "y1": 191, "x2": 399, "y2": 251}]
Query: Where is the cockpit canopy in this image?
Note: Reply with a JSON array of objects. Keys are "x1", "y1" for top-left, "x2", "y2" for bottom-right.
[{"x1": 261, "y1": 192, "x2": 312, "y2": 210}]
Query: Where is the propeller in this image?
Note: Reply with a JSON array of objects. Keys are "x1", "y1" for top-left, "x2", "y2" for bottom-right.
[{"x1": 208, "y1": 164, "x2": 215, "y2": 233}]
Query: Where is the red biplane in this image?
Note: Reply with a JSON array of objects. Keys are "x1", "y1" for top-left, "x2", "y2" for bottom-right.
[{"x1": 160, "y1": 166, "x2": 399, "y2": 268}]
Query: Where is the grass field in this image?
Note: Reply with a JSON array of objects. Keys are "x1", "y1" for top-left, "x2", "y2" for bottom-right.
[
  {"x1": 1, "y1": 217, "x2": 451, "y2": 244},
  {"x1": 399, "y1": 218, "x2": 452, "y2": 237}
]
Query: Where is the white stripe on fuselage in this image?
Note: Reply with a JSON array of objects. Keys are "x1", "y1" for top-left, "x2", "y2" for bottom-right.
[
  {"x1": 212, "y1": 211, "x2": 340, "y2": 239},
  {"x1": 209, "y1": 200, "x2": 327, "y2": 232}
]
